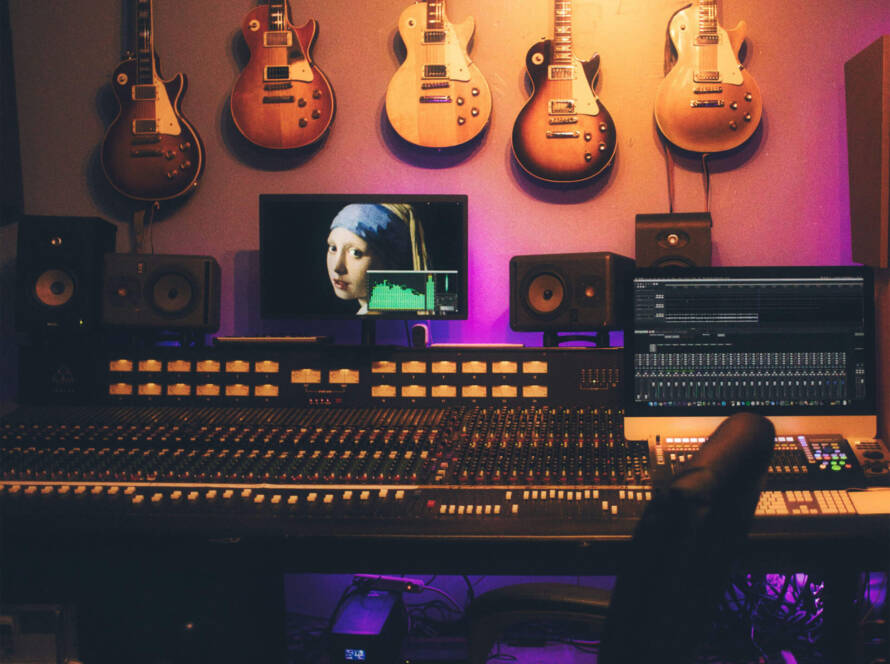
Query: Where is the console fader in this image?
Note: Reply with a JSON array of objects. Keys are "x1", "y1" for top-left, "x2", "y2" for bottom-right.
[{"x1": 1, "y1": 346, "x2": 887, "y2": 539}]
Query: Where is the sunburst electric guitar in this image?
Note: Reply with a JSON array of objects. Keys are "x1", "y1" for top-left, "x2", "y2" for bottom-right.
[
  {"x1": 101, "y1": 0, "x2": 204, "y2": 202},
  {"x1": 385, "y1": 0, "x2": 492, "y2": 149},
  {"x1": 511, "y1": 0, "x2": 616, "y2": 183},
  {"x1": 654, "y1": 0, "x2": 763, "y2": 153},
  {"x1": 231, "y1": 0, "x2": 335, "y2": 149}
]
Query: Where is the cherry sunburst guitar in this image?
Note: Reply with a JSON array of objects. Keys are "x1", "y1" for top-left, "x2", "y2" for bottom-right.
[
  {"x1": 385, "y1": 0, "x2": 492, "y2": 149},
  {"x1": 101, "y1": 0, "x2": 204, "y2": 202},
  {"x1": 511, "y1": 0, "x2": 616, "y2": 183},
  {"x1": 654, "y1": 0, "x2": 763, "y2": 153},
  {"x1": 231, "y1": 0, "x2": 335, "y2": 149}
]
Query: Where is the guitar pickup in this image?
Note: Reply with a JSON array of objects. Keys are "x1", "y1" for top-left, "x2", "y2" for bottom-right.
[
  {"x1": 263, "y1": 96, "x2": 295, "y2": 104},
  {"x1": 131, "y1": 84, "x2": 157, "y2": 101},
  {"x1": 264, "y1": 82, "x2": 293, "y2": 91},
  {"x1": 421, "y1": 81, "x2": 450, "y2": 90},
  {"x1": 423, "y1": 64, "x2": 447, "y2": 78},
  {"x1": 424, "y1": 30, "x2": 446, "y2": 43},
  {"x1": 689, "y1": 99, "x2": 725, "y2": 108},
  {"x1": 694, "y1": 71, "x2": 721, "y2": 82},
  {"x1": 696, "y1": 34, "x2": 720, "y2": 45},
  {"x1": 546, "y1": 130, "x2": 580, "y2": 138},
  {"x1": 265, "y1": 65, "x2": 291, "y2": 81},
  {"x1": 549, "y1": 100, "x2": 576, "y2": 114},
  {"x1": 549, "y1": 116, "x2": 578, "y2": 125},
  {"x1": 694, "y1": 85, "x2": 723, "y2": 94},
  {"x1": 264, "y1": 31, "x2": 292, "y2": 47},
  {"x1": 132, "y1": 119, "x2": 157, "y2": 134},
  {"x1": 419, "y1": 96, "x2": 452, "y2": 104},
  {"x1": 548, "y1": 65, "x2": 575, "y2": 81}
]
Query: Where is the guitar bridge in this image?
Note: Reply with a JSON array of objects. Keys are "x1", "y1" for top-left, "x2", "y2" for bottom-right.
[
  {"x1": 264, "y1": 82, "x2": 293, "y2": 91},
  {"x1": 546, "y1": 130, "x2": 580, "y2": 138},
  {"x1": 689, "y1": 99, "x2": 725, "y2": 108},
  {"x1": 694, "y1": 85, "x2": 723, "y2": 94},
  {"x1": 419, "y1": 96, "x2": 452, "y2": 104},
  {"x1": 421, "y1": 81, "x2": 450, "y2": 90},
  {"x1": 549, "y1": 116, "x2": 578, "y2": 125},
  {"x1": 263, "y1": 96, "x2": 295, "y2": 104}
]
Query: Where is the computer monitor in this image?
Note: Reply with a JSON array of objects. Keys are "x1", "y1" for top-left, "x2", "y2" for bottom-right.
[
  {"x1": 260, "y1": 194, "x2": 468, "y2": 320},
  {"x1": 623, "y1": 266, "x2": 877, "y2": 439}
]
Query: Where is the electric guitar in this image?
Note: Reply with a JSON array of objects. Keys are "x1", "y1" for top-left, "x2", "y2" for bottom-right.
[
  {"x1": 231, "y1": 0, "x2": 335, "y2": 149},
  {"x1": 101, "y1": 0, "x2": 204, "y2": 202},
  {"x1": 654, "y1": 0, "x2": 763, "y2": 153},
  {"x1": 511, "y1": 0, "x2": 616, "y2": 183},
  {"x1": 385, "y1": 0, "x2": 492, "y2": 149}
]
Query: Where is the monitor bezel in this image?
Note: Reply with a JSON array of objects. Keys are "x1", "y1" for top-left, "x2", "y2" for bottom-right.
[
  {"x1": 259, "y1": 193, "x2": 469, "y2": 321},
  {"x1": 623, "y1": 265, "x2": 877, "y2": 418}
]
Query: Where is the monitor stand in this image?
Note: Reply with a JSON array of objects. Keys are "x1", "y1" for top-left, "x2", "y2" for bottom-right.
[
  {"x1": 361, "y1": 319, "x2": 377, "y2": 346},
  {"x1": 542, "y1": 330, "x2": 611, "y2": 348}
]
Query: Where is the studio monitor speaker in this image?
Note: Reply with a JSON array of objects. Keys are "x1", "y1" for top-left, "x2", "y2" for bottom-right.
[
  {"x1": 102, "y1": 253, "x2": 221, "y2": 331},
  {"x1": 510, "y1": 252, "x2": 634, "y2": 332},
  {"x1": 845, "y1": 34, "x2": 890, "y2": 268},
  {"x1": 15, "y1": 215, "x2": 117, "y2": 335},
  {"x1": 635, "y1": 212, "x2": 712, "y2": 268}
]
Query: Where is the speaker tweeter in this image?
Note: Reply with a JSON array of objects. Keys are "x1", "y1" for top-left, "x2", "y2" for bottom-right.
[{"x1": 635, "y1": 213, "x2": 712, "y2": 268}]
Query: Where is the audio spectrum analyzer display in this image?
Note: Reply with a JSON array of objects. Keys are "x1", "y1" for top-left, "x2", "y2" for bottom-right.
[
  {"x1": 2, "y1": 345, "x2": 889, "y2": 542},
  {"x1": 631, "y1": 269, "x2": 872, "y2": 409},
  {"x1": 366, "y1": 270, "x2": 459, "y2": 315}
]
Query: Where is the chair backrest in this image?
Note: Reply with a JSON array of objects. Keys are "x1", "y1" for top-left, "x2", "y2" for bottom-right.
[{"x1": 598, "y1": 411, "x2": 776, "y2": 663}]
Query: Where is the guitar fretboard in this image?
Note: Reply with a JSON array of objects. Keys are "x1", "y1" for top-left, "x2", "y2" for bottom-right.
[
  {"x1": 552, "y1": 0, "x2": 573, "y2": 65},
  {"x1": 269, "y1": 0, "x2": 287, "y2": 31},
  {"x1": 696, "y1": 0, "x2": 719, "y2": 44},
  {"x1": 426, "y1": 0, "x2": 444, "y2": 30},
  {"x1": 135, "y1": 0, "x2": 154, "y2": 84}
]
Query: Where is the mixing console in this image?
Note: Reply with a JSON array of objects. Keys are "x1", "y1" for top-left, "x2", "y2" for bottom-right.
[{"x1": 3, "y1": 346, "x2": 889, "y2": 540}]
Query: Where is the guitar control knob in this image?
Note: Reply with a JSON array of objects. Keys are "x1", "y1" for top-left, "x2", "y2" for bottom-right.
[
  {"x1": 456, "y1": 97, "x2": 464, "y2": 106},
  {"x1": 457, "y1": 117, "x2": 466, "y2": 125},
  {"x1": 299, "y1": 118, "x2": 308, "y2": 128},
  {"x1": 585, "y1": 153, "x2": 592, "y2": 162},
  {"x1": 179, "y1": 142, "x2": 191, "y2": 150},
  {"x1": 598, "y1": 142, "x2": 607, "y2": 151},
  {"x1": 298, "y1": 98, "x2": 307, "y2": 107},
  {"x1": 166, "y1": 170, "x2": 178, "y2": 179},
  {"x1": 730, "y1": 102, "x2": 738, "y2": 110},
  {"x1": 729, "y1": 120, "x2": 738, "y2": 130},
  {"x1": 584, "y1": 133, "x2": 592, "y2": 141},
  {"x1": 744, "y1": 113, "x2": 752, "y2": 122},
  {"x1": 311, "y1": 110, "x2": 321, "y2": 119},
  {"x1": 313, "y1": 89, "x2": 322, "y2": 99},
  {"x1": 471, "y1": 88, "x2": 480, "y2": 96},
  {"x1": 471, "y1": 108, "x2": 479, "y2": 117},
  {"x1": 181, "y1": 160, "x2": 191, "y2": 169},
  {"x1": 745, "y1": 93, "x2": 753, "y2": 102}
]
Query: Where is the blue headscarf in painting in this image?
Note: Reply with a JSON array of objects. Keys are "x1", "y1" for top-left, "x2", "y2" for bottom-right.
[{"x1": 330, "y1": 204, "x2": 413, "y2": 269}]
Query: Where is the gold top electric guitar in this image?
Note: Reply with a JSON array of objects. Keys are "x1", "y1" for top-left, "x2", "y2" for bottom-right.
[
  {"x1": 654, "y1": 0, "x2": 763, "y2": 153},
  {"x1": 511, "y1": 0, "x2": 616, "y2": 183},
  {"x1": 385, "y1": 0, "x2": 492, "y2": 148}
]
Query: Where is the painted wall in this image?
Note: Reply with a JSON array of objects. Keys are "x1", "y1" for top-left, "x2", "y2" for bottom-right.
[{"x1": 2, "y1": 0, "x2": 889, "y2": 424}]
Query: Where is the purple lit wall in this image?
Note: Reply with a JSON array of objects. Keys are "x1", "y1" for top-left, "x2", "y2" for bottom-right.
[{"x1": 1, "y1": 1, "x2": 889, "y2": 411}]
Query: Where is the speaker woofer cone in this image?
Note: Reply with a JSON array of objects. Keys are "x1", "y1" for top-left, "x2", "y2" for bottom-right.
[
  {"x1": 526, "y1": 272, "x2": 566, "y2": 315},
  {"x1": 34, "y1": 269, "x2": 75, "y2": 307},
  {"x1": 150, "y1": 273, "x2": 194, "y2": 315}
]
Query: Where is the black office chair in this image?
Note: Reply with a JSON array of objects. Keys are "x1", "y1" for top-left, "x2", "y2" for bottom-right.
[{"x1": 467, "y1": 412, "x2": 776, "y2": 664}]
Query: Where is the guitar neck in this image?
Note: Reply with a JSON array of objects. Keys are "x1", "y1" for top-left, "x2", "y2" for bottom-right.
[
  {"x1": 135, "y1": 0, "x2": 155, "y2": 84},
  {"x1": 696, "y1": 0, "x2": 719, "y2": 45},
  {"x1": 268, "y1": 0, "x2": 289, "y2": 30},
  {"x1": 426, "y1": 0, "x2": 445, "y2": 29},
  {"x1": 552, "y1": 0, "x2": 573, "y2": 65}
]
